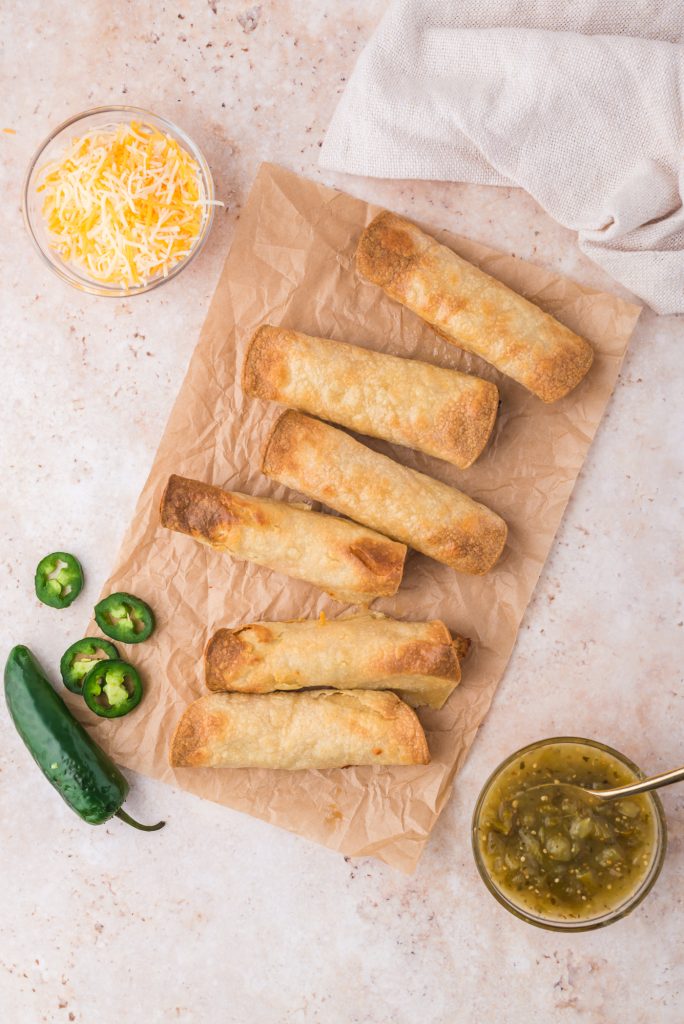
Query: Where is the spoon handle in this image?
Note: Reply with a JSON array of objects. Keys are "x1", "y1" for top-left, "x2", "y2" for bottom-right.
[{"x1": 598, "y1": 764, "x2": 684, "y2": 800}]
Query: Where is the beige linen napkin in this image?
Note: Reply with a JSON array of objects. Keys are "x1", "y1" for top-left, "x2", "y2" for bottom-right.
[{"x1": 319, "y1": 0, "x2": 684, "y2": 314}]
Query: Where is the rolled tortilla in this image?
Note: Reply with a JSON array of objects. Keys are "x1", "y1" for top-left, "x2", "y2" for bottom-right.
[
  {"x1": 169, "y1": 689, "x2": 430, "y2": 770},
  {"x1": 205, "y1": 612, "x2": 470, "y2": 709},
  {"x1": 356, "y1": 211, "x2": 594, "y2": 403},
  {"x1": 160, "y1": 474, "x2": 406, "y2": 605},
  {"x1": 243, "y1": 324, "x2": 499, "y2": 468},
  {"x1": 261, "y1": 411, "x2": 507, "y2": 575}
]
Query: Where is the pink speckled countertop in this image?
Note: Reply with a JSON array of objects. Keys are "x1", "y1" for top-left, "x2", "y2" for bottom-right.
[{"x1": 1, "y1": 3, "x2": 682, "y2": 1022}]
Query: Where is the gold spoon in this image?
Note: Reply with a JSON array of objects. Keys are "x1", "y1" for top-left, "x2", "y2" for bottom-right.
[{"x1": 529, "y1": 763, "x2": 684, "y2": 806}]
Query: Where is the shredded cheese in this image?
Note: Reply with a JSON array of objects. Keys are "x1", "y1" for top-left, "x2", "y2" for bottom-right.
[{"x1": 37, "y1": 121, "x2": 213, "y2": 287}]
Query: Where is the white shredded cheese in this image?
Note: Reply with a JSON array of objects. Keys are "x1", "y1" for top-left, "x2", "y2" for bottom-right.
[{"x1": 37, "y1": 121, "x2": 212, "y2": 286}]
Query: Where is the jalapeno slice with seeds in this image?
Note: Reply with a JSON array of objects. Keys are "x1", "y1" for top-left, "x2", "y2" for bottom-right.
[
  {"x1": 60, "y1": 637, "x2": 119, "y2": 694},
  {"x1": 94, "y1": 592, "x2": 155, "y2": 644},
  {"x1": 82, "y1": 659, "x2": 143, "y2": 718},
  {"x1": 35, "y1": 551, "x2": 84, "y2": 609}
]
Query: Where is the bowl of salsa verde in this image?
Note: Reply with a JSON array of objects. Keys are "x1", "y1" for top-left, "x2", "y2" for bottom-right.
[{"x1": 472, "y1": 738, "x2": 667, "y2": 931}]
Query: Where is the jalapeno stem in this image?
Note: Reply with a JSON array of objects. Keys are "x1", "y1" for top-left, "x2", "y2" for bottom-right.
[{"x1": 115, "y1": 808, "x2": 166, "y2": 832}]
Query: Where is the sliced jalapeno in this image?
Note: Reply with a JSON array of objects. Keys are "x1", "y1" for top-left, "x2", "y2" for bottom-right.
[
  {"x1": 94, "y1": 592, "x2": 155, "y2": 644},
  {"x1": 60, "y1": 637, "x2": 119, "y2": 694},
  {"x1": 82, "y1": 659, "x2": 143, "y2": 718},
  {"x1": 35, "y1": 551, "x2": 84, "y2": 609}
]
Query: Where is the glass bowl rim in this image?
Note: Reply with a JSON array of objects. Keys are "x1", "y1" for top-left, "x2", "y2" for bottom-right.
[
  {"x1": 471, "y1": 735, "x2": 667, "y2": 932},
  {"x1": 22, "y1": 104, "x2": 215, "y2": 297}
]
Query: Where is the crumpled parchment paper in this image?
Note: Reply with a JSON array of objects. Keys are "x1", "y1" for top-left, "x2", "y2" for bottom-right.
[{"x1": 70, "y1": 163, "x2": 642, "y2": 873}]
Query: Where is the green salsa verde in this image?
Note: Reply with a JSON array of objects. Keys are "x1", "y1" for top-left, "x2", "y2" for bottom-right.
[{"x1": 474, "y1": 741, "x2": 660, "y2": 924}]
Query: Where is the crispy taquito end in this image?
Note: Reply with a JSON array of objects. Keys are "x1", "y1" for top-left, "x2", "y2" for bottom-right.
[
  {"x1": 243, "y1": 324, "x2": 499, "y2": 468},
  {"x1": 169, "y1": 689, "x2": 430, "y2": 770},
  {"x1": 204, "y1": 612, "x2": 469, "y2": 709},
  {"x1": 160, "y1": 474, "x2": 406, "y2": 606},
  {"x1": 356, "y1": 211, "x2": 593, "y2": 403},
  {"x1": 261, "y1": 412, "x2": 507, "y2": 575}
]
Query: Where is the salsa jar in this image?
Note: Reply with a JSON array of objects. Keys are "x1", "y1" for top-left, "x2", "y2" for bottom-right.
[{"x1": 472, "y1": 737, "x2": 667, "y2": 931}]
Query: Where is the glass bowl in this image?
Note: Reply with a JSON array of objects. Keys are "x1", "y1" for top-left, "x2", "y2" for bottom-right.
[
  {"x1": 471, "y1": 736, "x2": 667, "y2": 932},
  {"x1": 22, "y1": 106, "x2": 215, "y2": 297}
]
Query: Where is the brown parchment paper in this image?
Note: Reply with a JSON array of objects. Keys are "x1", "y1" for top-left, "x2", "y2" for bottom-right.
[{"x1": 72, "y1": 163, "x2": 642, "y2": 873}]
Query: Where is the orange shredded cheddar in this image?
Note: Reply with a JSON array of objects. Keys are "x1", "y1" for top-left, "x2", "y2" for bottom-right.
[
  {"x1": 3, "y1": 128, "x2": 16, "y2": 134},
  {"x1": 37, "y1": 120, "x2": 214, "y2": 286},
  {"x1": 319, "y1": 611, "x2": 327, "y2": 625}
]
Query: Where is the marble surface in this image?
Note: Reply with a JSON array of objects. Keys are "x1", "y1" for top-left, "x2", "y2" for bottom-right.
[{"x1": 1, "y1": 2, "x2": 682, "y2": 1022}]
